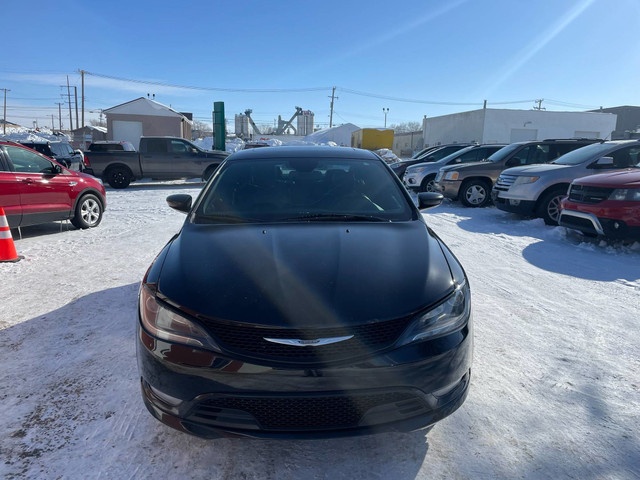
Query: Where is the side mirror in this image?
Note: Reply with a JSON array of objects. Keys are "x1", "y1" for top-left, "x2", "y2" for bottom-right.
[
  {"x1": 455, "y1": 158, "x2": 462, "y2": 163},
  {"x1": 191, "y1": 148, "x2": 198, "y2": 155},
  {"x1": 417, "y1": 192, "x2": 443, "y2": 210},
  {"x1": 166, "y1": 194, "x2": 192, "y2": 214}
]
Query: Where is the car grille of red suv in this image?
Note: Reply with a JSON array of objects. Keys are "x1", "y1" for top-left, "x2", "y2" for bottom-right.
[
  {"x1": 198, "y1": 316, "x2": 413, "y2": 364},
  {"x1": 569, "y1": 185, "x2": 614, "y2": 204}
]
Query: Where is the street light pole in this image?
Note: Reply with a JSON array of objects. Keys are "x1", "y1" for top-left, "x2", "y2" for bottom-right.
[{"x1": 383, "y1": 107, "x2": 389, "y2": 128}]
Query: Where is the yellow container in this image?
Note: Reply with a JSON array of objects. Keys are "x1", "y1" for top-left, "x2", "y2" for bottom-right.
[{"x1": 351, "y1": 129, "x2": 394, "y2": 150}]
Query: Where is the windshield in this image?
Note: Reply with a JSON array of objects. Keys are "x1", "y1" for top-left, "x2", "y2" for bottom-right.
[
  {"x1": 194, "y1": 157, "x2": 414, "y2": 223},
  {"x1": 552, "y1": 142, "x2": 615, "y2": 165},
  {"x1": 486, "y1": 143, "x2": 520, "y2": 163}
]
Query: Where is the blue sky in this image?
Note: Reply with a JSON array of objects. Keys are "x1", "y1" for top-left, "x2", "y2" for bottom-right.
[{"x1": 1, "y1": 0, "x2": 639, "y2": 131}]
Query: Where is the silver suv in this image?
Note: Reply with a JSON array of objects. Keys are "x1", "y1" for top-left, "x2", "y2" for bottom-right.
[
  {"x1": 403, "y1": 144, "x2": 504, "y2": 192},
  {"x1": 493, "y1": 140, "x2": 640, "y2": 224}
]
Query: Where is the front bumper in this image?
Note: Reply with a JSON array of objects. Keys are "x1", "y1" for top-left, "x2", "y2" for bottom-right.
[
  {"x1": 437, "y1": 180, "x2": 462, "y2": 200},
  {"x1": 137, "y1": 319, "x2": 472, "y2": 439},
  {"x1": 559, "y1": 199, "x2": 640, "y2": 240},
  {"x1": 492, "y1": 191, "x2": 537, "y2": 216},
  {"x1": 403, "y1": 172, "x2": 424, "y2": 191}
]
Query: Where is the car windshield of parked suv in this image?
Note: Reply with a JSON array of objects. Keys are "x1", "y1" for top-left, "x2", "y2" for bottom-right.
[
  {"x1": 436, "y1": 146, "x2": 475, "y2": 164},
  {"x1": 195, "y1": 157, "x2": 414, "y2": 224},
  {"x1": 552, "y1": 142, "x2": 627, "y2": 165},
  {"x1": 486, "y1": 143, "x2": 520, "y2": 163}
]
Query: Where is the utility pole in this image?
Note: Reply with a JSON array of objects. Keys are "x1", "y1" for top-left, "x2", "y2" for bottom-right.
[
  {"x1": 80, "y1": 69, "x2": 85, "y2": 129},
  {"x1": 66, "y1": 76, "x2": 73, "y2": 131},
  {"x1": 533, "y1": 99, "x2": 545, "y2": 110},
  {"x1": 56, "y1": 102, "x2": 63, "y2": 130},
  {"x1": 1, "y1": 88, "x2": 9, "y2": 135},
  {"x1": 383, "y1": 107, "x2": 389, "y2": 128},
  {"x1": 51, "y1": 114, "x2": 55, "y2": 130},
  {"x1": 328, "y1": 86, "x2": 338, "y2": 128},
  {"x1": 74, "y1": 86, "x2": 79, "y2": 130}
]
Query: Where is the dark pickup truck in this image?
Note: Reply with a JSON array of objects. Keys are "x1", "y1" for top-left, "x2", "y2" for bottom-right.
[{"x1": 84, "y1": 136, "x2": 229, "y2": 188}]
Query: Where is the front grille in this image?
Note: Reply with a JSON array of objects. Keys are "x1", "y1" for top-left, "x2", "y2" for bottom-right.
[
  {"x1": 192, "y1": 392, "x2": 424, "y2": 431},
  {"x1": 494, "y1": 174, "x2": 517, "y2": 191},
  {"x1": 199, "y1": 316, "x2": 413, "y2": 364},
  {"x1": 568, "y1": 184, "x2": 613, "y2": 204}
]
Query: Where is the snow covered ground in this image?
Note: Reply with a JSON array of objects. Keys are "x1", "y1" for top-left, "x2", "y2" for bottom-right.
[{"x1": 0, "y1": 184, "x2": 639, "y2": 479}]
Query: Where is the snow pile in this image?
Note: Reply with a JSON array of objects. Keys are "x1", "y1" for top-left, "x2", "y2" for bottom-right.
[
  {"x1": 375, "y1": 148, "x2": 400, "y2": 164},
  {"x1": 302, "y1": 123, "x2": 360, "y2": 146},
  {"x1": 192, "y1": 136, "x2": 245, "y2": 153},
  {"x1": 0, "y1": 127, "x2": 71, "y2": 143}
]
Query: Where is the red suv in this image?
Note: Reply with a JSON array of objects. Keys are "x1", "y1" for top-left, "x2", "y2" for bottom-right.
[
  {"x1": 0, "y1": 141, "x2": 106, "y2": 229},
  {"x1": 559, "y1": 169, "x2": 640, "y2": 240}
]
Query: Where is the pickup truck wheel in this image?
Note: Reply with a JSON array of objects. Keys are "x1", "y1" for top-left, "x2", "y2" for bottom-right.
[
  {"x1": 71, "y1": 194, "x2": 103, "y2": 229},
  {"x1": 537, "y1": 187, "x2": 567, "y2": 225},
  {"x1": 460, "y1": 180, "x2": 491, "y2": 207},
  {"x1": 106, "y1": 167, "x2": 131, "y2": 189},
  {"x1": 419, "y1": 175, "x2": 437, "y2": 193}
]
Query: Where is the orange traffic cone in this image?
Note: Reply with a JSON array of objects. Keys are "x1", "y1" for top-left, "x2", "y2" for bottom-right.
[{"x1": 0, "y1": 207, "x2": 23, "y2": 263}]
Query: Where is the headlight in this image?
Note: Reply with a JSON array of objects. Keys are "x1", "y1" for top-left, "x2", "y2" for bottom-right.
[
  {"x1": 512, "y1": 176, "x2": 539, "y2": 186},
  {"x1": 609, "y1": 189, "x2": 640, "y2": 201},
  {"x1": 396, "y1": 280, "x2": 471, "y2": 346},
  {"x1": 444, "y1": 172, "x2": 459, "y2": 181},
  {"x1": 411, "y1": 167, "x2": 425, "y2": 173},
  {"x1": 139, "y1": 284, "x2": 220, "y2": 351}
]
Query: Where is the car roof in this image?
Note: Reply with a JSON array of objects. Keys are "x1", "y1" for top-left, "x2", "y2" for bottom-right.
[{"x1": 228, "y1": 146, "x2": 380, "y2": 161}]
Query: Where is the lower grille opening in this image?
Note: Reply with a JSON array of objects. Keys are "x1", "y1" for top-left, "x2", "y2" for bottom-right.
[{"x1": 190, "y1": 391, "x2": 427, "y2": 431}]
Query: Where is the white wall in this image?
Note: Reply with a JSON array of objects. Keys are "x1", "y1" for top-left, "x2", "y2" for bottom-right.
[
  {"x1": 423, "y1": 110, "x2": 485, "y2": 146},
  {"x1": 422, "y1": 109, "x2": 618, "y2": 146},
  {"x1": 482, "y1": 109, "x2": 617, "y2": 143}
]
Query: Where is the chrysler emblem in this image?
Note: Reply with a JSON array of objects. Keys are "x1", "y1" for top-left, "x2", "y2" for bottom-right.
[{"x1": 263, "y1": 335, "x2": 353, "y2": 347}]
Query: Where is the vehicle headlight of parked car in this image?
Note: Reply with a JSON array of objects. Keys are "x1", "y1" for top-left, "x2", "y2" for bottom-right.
[
  {"x1": 444, "y1": 172, "x2": 459, "y2": 181},
  {"x1": 609, "y1": 189, "x2": 640, "y2": 201},
  {"x1": 140, "y1": 284, "x2": 221, "y2": 351},
  {"x1": 397, "y1": 280, "x2": 470, "y2": 346},
  {"x1": 512, "y1": 175, "x2": 540, "y2": 186}
]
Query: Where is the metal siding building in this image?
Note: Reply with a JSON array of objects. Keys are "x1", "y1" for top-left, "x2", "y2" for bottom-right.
[
  {"x1": 422, "y1": 108, "x2": 617, "y2": 146},
  {"x1": 104, "y1": 97, "x2": 193, "y2": 149}
]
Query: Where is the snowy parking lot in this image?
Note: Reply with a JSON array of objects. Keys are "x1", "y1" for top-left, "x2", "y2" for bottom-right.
[{"x1": 1, "y1": 182, "x2": 639, "y2": 479}]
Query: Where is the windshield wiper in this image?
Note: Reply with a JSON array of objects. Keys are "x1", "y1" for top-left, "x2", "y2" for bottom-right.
[{"x1": 280, "y1": 213, "x2": 391, "y2": 222}]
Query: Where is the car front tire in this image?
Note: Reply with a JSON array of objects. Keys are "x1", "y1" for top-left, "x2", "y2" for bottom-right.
[
  {"x1": 71, "y1": 194, "x2": 103, "y2": 229},
  {"x1": 460, "y1": 180, "x2": 491, "y2": 207}
]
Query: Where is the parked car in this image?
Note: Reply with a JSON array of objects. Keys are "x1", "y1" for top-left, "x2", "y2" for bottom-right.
[
  {"x1": 84, "y1": 136, "x2": 229, "y2": 188},
  {"x1": 87, "y1": 141, "x2": 136, "y2": 152},
  {"x1": 0, "y1": 141, "x2": 106, "y2": 229},
  {"x1": 493, "y1": 140, "x2": 640, "y2": 224},
  {"x1": 435, "y1": 138, "x2": 601, "y2": 207},
  {"x1": 559, "y1": 170, "x2": 640, "y2": 240},
  {"x1": 404, "y1": 144, "x2": 505, "y2": 192},
  {"x1": 137, "y1": 146, "x2": 472, "y2": 439},
  {"x1": 391, "y1": 144, "x2": 472, "y2": 180},
  {"x1": 19, "y1": 140, "x2": 84, "y2": 172}
]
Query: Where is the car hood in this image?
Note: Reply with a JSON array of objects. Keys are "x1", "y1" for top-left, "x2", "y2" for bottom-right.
[
  {"x1": 574, "y1": 169, "x2": 640, "y2": 188},
  {"x1": 501, "y1": 164, "x2": 572, "y2": 176},
  {"x1": 157, "y1": 221, "x2": 454, "y2": 328}
]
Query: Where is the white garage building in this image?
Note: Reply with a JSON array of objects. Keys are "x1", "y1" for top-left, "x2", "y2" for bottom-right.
[
  {"x1": 422, "y1": 108, "x2": 617, "y2": 146},
  {"x1": 104, "y1": 97, "x2": 193, "y2": 149}
]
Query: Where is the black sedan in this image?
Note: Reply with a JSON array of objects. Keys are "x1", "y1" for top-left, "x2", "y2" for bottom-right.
[{"x1": 137, "y1": 146, "x2": 472, "y2": 439}]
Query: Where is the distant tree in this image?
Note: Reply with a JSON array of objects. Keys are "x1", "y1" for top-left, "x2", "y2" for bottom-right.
[
  {"x1": 192, "y1": 119, "x2": 212, "y2": 138},
  {"x1": 390, "y1": 121, "x2": 421, "y2": 133},
  {"x1": 89, "y1": 118, "x2": 106, "y2": 128}
]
